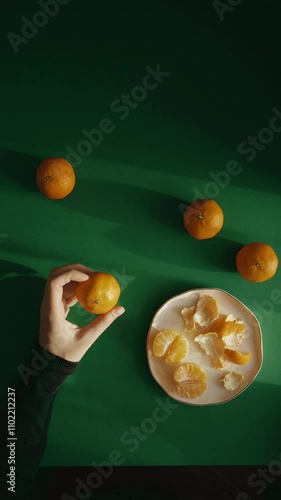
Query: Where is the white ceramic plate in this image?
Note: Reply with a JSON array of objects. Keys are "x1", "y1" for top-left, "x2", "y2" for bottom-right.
[{"x1": 146, "y1": 288, "x2": 263, "y2": 406}]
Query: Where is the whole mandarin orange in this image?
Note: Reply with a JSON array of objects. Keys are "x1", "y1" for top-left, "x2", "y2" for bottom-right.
[
  {"x1": 183, "y1": 199, "x2": 224, "y2": 240},
  {"x1": 36, "y1": 157, "x2": 76, "y2": 199},
  {"x1": 76, "y1": 272, "x2": 121, "y2": 314},
  {"x1": 236, "y1": 242, "x2": 278, "y2": 282}
]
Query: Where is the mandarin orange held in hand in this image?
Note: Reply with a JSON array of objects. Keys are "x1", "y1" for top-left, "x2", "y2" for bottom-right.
[
  {"x1": 36, "y1": 157, "x2": 76, "y2": 199},
  {"x1": 183, "y1": 199, "x2": 224, "y2": 240},
  {"x1": 236, "y1": 242, "x2": 279, "y2": 282},
  {"x1": 76, "y1": 272, "x2": 121, "y2": 314}
]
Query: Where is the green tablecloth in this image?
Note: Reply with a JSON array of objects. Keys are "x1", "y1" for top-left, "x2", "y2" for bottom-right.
[{"x1": 1, "y1": 0, "x2": 281, "y2": 466}]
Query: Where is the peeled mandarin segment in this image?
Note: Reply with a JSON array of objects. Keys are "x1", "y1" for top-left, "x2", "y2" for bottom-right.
[
  {"x1": 152, "y1": 330, "x2": 178, "y2": 357},
  {"x1": 181, "y1": 294, "x2": 219, "y2": 333},
  {"x1": 181, "y1": 306, "x2": 196, "y2": 332},
  {"x1": 224, "y1": 349, "x2": 252, "y2": 365},
  {"x1": 164, "y1": 335, "x2": 189, "y2": 365},
  {"x1": 195, "y1": 332, "x2": 227, "y2": 370},
  {"x1": 173, "y1": 363, "x2": 205, "y2": 382},
  {"x1": 176, "y1": 380, "x2": 208, "y2": 399},
  {"x1": 219, "y1": 315, "x2": 245, "y2": 336},
  {"x1": 217, "y1": 314, "x2": 246, "y2": 347},
  {"x1": 193, "y1": 295, "x2": 219, "y2": 328},
  {"x1": 173, "y1": 363, "x2": 207, "y2": 399},
  {"x1": 222, "y1": 372, "x2": 244, "y2": 391}
]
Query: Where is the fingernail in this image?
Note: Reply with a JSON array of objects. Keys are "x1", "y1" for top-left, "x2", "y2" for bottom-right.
[{"x1": 114, "y1": 306, "x2": 125, "y2": 317}]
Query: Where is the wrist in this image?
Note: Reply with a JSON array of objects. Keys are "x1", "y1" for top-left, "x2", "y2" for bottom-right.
[{"x1": 36, "y1": 342, "x2": 79, "y2": 374}]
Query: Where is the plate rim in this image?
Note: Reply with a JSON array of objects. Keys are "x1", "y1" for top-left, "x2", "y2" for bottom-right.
[{"x1": 146, "y1": 287, "x2": 263, "y2": 407}]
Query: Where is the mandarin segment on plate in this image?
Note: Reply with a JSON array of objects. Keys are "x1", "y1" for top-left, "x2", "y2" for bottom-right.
[
  {"x1": 164, "y1": 335, "x2": 189, "y2": 365},
  {"x1": 193, "y1": 295, "x2": 219, "y2": 328},
  {"x1": 152, "y1": 330, "x2": 189, "y2": 364},
  {"x1": 222, "y1": 372, "x2": 244, "y2": 391},
  {"x1": 195, "y1": 332, "x2": 227, "y2": 370},
  {"x1": 217, "y1": 314, "x2": 246, "y2": 347},
  {"x1": 224, "y1": 349, "x2": 252, "y2": 365},
  {"x1": 181, "y1": 305, "x2": 196, "y2": 332},
  {"x1": 152, "y1": 330, "x2": 178, "y2": 358},
  {"x1": 181, "y1": 294, "x2": 219, "y2": 333},
  {"x1": 173, "y1": 363, "x2": 207, "y2": 399}
]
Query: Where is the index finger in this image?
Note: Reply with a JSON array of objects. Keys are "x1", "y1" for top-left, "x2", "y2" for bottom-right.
[
  {"x1": 45, "y1": 269, "x2": 90, "y2": 312},
  {"x1": 49, "y1": 263, "x2": 95, "y2": 277}
]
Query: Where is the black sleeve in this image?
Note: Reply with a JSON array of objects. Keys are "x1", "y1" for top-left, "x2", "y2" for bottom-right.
[{"x1": 0, "y1": 344, "x2": 78, "y2": 499}]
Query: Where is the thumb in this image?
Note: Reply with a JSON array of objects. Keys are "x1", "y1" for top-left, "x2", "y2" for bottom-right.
[{"x1": 80, "y1": 306, "x2": 125, "y2": 348}]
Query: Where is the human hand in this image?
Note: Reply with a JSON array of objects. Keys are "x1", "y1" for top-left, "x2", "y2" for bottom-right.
[{"x1": 39, "y1": 264, "x2": 125, "y2": 362}]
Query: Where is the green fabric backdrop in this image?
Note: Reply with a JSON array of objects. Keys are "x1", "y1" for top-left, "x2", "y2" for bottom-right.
[{"x1": 0, "y1": 0, "x2": 281, "y2": 466}]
